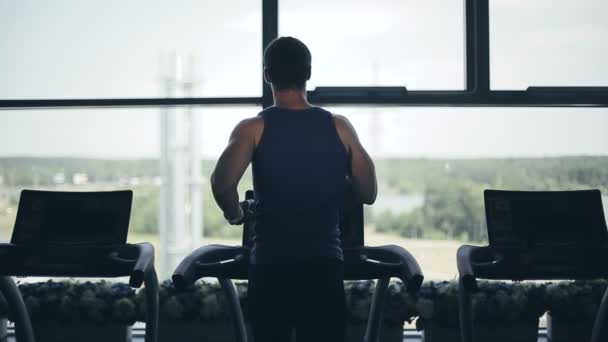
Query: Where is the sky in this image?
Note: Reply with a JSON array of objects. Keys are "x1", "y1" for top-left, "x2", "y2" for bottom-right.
[{"x1": 0, "y1": 0, "x2": 607, "y2": 159}]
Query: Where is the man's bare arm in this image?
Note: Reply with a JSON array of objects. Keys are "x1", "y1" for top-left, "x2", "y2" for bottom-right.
[
  {"x1": 211, "y1": 117, "x2": 261, "y2": 222},
  {"x1": 333, "y1": 115, "x2": 378, "y2": 204}
]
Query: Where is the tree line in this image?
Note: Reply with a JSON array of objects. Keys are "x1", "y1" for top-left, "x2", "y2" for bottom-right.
[{"x1": 1, "y1": 157, "x2": 607, "y2": 242}]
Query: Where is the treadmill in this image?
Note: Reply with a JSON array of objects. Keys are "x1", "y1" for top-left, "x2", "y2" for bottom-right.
[
  {"x1": 0, "y1": 190, "x2": 159, "y2": 342},
  {"x1": 173, "y1": 187, "x2": 424, "y2": 342},
  {"x1": 457, "y1": 189, "x2": 608, "y2": 342}
]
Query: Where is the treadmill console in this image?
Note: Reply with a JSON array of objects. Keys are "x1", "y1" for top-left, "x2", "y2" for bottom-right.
[
  {"x1": 11, "y1": 190, "x2": 132, "y2": 246},
  {"x1": 485, "y1": 189, "x2": 607, "y2": 249}
]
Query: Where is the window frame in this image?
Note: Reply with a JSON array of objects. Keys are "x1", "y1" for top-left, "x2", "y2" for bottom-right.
[{"x1": 0, "y1": 0, "x2": 606, "y2": 109}]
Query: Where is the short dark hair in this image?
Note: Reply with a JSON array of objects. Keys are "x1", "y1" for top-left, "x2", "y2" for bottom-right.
[{"x1": 263, "y1": 37, "x2": 311, "y2": 90}]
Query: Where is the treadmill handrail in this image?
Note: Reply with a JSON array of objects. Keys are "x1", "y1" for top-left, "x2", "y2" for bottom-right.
[
  {"x1": 457, "y1": 244, "x2": 608, "y2": 342},
  {"x1": 172, "y1": 191, "x2": 425, "y2": 342},
  {"x1": 172, "y1": 245, "x2": 249, "y2": 289},
  {"x1": 196, "y1": 253, "x2": 245, "y2": 267},
  {"x1": 457, "y1": 245, "x2": 478, "y2": 291},
  {"x1": 0, "y1": 242, "x2": 159, "y2": 342},
  {"x1": 0, "y1": 243, "x2": 156, "y2": 286},
  {"x1": 344, "y1": 245, "x2": 424, "y2": 293},
  {"x1": 129, "y1": 243, "x2": 156, "y2": 288}
]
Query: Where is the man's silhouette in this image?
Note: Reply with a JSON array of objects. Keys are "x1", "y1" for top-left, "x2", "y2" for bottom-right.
[{"x1": 211, "y1": 36, "x2": 377, "y2": 342}]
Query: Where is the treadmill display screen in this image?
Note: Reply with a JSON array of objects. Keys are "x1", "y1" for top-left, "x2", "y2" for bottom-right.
[
  {"x1": 11, "y1": 190, "x2": 132, "y2": 246},
  {"x1": 485, "y1": 190, "x2": 608, "y2": 248}
]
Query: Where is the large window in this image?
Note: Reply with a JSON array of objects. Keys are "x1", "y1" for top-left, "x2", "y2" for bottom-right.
[
  {"x1": 2, "y1": 107, "x2": 606, "y2": 279},
  {"x1": 490, "y1": 0, "x2": 608, "y2": 89},
  {"x1": 280, "y1": 0, "x2": 465, "y2": 90},
  {"x1": 1, "y1": 1, "x2": 607, "y2": 282},
  {"x1": 0, "y1": 0, "x2": 262, "y2": 99}
]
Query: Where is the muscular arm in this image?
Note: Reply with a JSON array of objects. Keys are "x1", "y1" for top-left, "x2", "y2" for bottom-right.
[
  {"x1": 211, "y1": 117, "x2": 261, "y2": 222},
  {"x1": 333, "y1": 115, "x2": 378, "y2": 204}
]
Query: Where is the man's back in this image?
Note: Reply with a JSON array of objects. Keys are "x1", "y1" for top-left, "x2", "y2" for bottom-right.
[
  {"x1": 251, "y1": 106, "x2": 348, "y2": 264},
  {"x1": 210, "y1": 36, "x2": 376, "y2": 342}
]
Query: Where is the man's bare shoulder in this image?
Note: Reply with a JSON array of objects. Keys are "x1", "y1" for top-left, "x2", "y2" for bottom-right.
[
  {"x1": 331, "y1": 114, "x2": 356, "y2": 139},
  {"x1": 233, "y1": 116, "x2": 264, "y2": 144},
  {"x1": 331, "y1": 114, "x2": 359, "y2": 153},
  {"x1": 237, "y1": 116, "x2": 264, "y2": 130}
]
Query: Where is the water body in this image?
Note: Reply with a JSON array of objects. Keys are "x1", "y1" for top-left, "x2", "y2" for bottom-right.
[{"x1": 372, "y1": 193, "x2": 424, "y2": 214}]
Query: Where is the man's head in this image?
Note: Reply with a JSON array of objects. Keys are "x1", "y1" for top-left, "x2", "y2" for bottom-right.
[{"x1": 263, "y1": 37, "x2": 311, "y2": 91}]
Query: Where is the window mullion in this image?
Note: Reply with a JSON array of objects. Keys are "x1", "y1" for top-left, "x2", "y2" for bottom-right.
[
  {"x1": 262, "y1": 0, "x2": 279, "y2": 108},
  {"x1": 465, "y1": 0, "x2": 490, "y2": 94}
]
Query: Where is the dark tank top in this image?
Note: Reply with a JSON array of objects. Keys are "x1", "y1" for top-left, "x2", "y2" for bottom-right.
[{"x1": 251, "y1": 106, "x2": 348, "y2": 264}]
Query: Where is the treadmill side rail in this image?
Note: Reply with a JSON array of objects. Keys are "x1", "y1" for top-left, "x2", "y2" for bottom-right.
[{"x1": 0, "y1": 242, "x2": 159, "y2": 342}]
